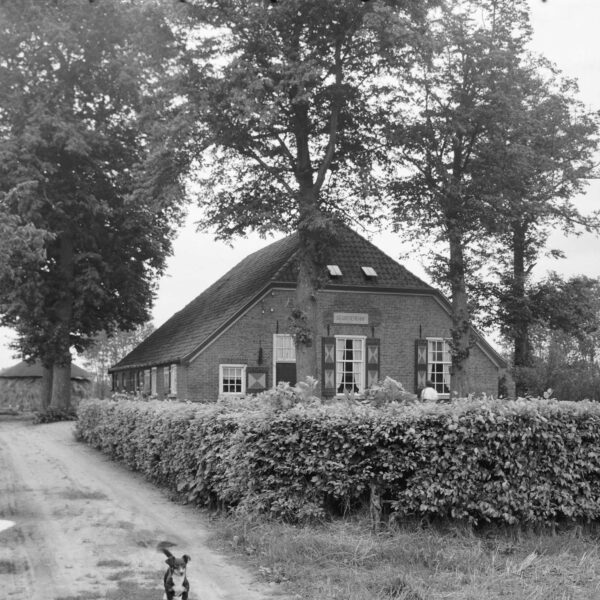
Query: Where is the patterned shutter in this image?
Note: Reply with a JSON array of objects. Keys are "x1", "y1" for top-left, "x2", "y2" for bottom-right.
[
  {"x1": 415, "y1": 339, "x2": 428, "y2": 393},
  {"x1": 322, "y1": 337, "x2": 336, "y2": 397},
  {"x1": 247, "y1": 367, "x2": 268, "y2": 393},
  {"x1": 366, "y1": 338, "x2": 380, "y2": 389}
]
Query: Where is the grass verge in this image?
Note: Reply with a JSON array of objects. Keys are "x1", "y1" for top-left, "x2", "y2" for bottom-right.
[{"x1": 206, "y1": 514, "x2": 600, "y2": 600}]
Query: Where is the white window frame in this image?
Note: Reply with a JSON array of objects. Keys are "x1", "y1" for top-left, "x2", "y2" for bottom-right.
[
  {"x1": 335, "y1": 335, "x2": 366, "y2": 395},
  {"x1": 219, "y1": 364, "x2": 247, "y2": 396},
  {"x1": 170, "y1": 364, "x2": 177, "y2": 396},
  {"x1": 427, "y1": 338, "x2": 451, "y2": 398}
]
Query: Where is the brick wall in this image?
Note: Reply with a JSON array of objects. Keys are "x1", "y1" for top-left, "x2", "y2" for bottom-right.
[{"x1": 183, "y1": 287, "x2": 502, "y2": 402}]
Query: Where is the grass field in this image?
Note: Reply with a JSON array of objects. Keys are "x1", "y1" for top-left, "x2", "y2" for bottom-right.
[{"x1": 208, "y1": 515, "x2": 600, "y2": 600}]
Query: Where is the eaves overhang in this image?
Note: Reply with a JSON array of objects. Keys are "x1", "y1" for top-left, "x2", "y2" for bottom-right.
[{"x1": 108, "y1": 358, "x2": 182, "y2": 374}]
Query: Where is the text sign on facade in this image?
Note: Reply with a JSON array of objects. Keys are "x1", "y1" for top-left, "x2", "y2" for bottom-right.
[{"x1": 333, "y1": 312, "x2": 369, "y2": 325}]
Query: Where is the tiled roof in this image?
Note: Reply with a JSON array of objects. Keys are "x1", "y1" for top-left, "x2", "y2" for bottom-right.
[
  {"x1": 110, "y1": 224, "x2": 436, "y2": 371},
  {"x1": 111, "y1": 233, "x2": 300, "y2": 370},
  {"x1": 0, "y1": 360, "x2": 91, "y2": 380},
  {"x1": 271, "y1": 224, "x2": 433, "y2": 289}
]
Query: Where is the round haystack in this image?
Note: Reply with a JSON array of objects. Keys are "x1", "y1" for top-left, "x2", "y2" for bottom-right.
[{"x1": 0, "y1": 360, "x2": 92, "y2": 413}]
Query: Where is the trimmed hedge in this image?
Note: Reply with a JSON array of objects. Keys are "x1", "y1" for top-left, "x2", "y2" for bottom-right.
[{"x1": 76, "y1": 397, "x2": 600, "y2": 525}]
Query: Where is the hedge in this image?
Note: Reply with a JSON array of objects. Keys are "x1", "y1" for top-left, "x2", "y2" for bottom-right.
[{"x1": 75, "y1": 396, "x2": 600, "y2": 525}]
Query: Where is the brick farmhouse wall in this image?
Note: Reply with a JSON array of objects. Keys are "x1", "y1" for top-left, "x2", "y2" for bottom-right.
[{"x1": 178, "y1": 287, "x2": 501, "y2": 402}]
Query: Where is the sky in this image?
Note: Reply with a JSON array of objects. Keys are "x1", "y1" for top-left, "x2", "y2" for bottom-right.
[{"x1": 1, "y1": 0, "x2": 599, "y2": 370}]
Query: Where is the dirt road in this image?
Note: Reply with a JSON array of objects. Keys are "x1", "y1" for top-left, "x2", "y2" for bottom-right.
[{"x1": 0, "y1": 418, "x2": 279, "y2": 600}]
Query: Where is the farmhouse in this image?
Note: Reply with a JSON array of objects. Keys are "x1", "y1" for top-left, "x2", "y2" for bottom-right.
[{"x1": 109, "y1": 224, "x2": 505, "y2": 401}]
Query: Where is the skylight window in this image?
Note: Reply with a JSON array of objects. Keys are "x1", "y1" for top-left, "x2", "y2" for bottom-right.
[
  {"x1": 361, "y1": 266, "x2": 378, "y2": 278},
  {"x1": 327, "y1": 265, "x2": 342, "y2": 277}
]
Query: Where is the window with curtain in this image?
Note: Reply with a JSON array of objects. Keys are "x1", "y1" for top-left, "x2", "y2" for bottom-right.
[
  {"x1": 427, "y1": 338, "x2": 451, "y2": 396},
  {"x1": 336, "y1": 336, "x2": 365, "y2": 394}
]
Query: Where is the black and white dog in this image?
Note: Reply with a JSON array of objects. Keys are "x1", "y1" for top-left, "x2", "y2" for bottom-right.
[{"x1": 162, "y1": 548, "x2": 191, "y2": 600}]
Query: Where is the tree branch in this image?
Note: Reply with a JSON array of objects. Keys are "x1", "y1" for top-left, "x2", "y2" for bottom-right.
[
  {"x1": 314, "y1": 38, "x2": 343, "y2": 193},
  {"x1": 275, "y1": 133, "x2": 296, "y2": 171},
  {"x1": 239, "y1": 147, "x2": 295, "y2": 196}
]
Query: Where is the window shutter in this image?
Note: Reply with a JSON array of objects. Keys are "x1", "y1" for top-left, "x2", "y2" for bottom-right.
[
  {"x1": 247, "y1": 367, "x2": 268, "y2": 393},
  {"x1": 415, "y1": 339, "x2": 428, "y2": 392},
  {"x1": 322, "y1": 337, "x2": 336, "y2": 397},
  {"x1": 170, "y1": 365, "x2": 177, "y2": 395},
  {"x1": 366, "y1": 338, "x2": 380, "y2": 389}
]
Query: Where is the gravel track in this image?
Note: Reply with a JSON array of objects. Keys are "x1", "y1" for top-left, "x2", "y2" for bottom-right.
[{"x1": 0, "y1": 418, "x2": 276, "y2": 600}]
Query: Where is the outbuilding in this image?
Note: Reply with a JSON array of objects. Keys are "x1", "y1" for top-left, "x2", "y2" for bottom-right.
[
  {"x1": 0, "y1": 360, "x2": 92, "y2": 412},
  {"x1": 109, "y1": 225, "x2": 506, "y2": 401}
]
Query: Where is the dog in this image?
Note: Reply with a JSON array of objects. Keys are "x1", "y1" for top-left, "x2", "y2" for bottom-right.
[{"x1": 162, "y1": 548, "x2": 191, "y2": 600}]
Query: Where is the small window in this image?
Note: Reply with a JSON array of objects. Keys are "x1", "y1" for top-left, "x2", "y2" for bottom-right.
[
  {"x1": 361, "y1": 266, "x2": 378, "y2": 278},
  {"x1": 219, "y1": 364, "x2": 246, "y2": 395},
  {"x1": 327, "y1": 264, "x2": 342, "y2": 277}
]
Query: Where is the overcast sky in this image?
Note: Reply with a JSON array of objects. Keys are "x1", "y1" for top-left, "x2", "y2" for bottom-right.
[{"x1": 1, "y1": 0, "x2": 599, "y2": 369}]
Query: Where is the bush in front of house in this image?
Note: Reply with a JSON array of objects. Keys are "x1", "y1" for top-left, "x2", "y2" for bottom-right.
[
  {"x1": 33, "y1": 407, "x2": 78, "y2": 423},
  {"x1": 76, "y1": 395, "x2": 600, "y2": 526}
]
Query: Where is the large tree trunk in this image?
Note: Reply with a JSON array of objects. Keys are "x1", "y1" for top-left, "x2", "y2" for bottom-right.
[
  {"x1": 40, "y1": 363, "x2": 53, "y2": 410},
  {"x1": 294, "y1": 247, "x2": 319, "y2": 382},
  {"x1": 447, "y1": 224, "x2": 472, "y2": 398},
  {"x1": 50, "y1": 361, "x2": 71, "y2": 410},
  {"x1": 290, "y1": 89, "x2": 324, "y2": 386},
  {"x1": 510, "y1": 221, "x2": 533, "y2": 397},
  {"x1": 49, "y1": 234, "x2": 74, "y2": 410},
  {"x1": 292, "y1": 193, "x2": 323, "y2": 385}
]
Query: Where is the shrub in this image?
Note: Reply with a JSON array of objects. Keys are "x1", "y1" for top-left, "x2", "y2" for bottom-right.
[
  {"x1": 246, "y1": 377, "x2": 321, "y2": 411},
  {"x1": 362, "y1": 377, "x2": 418, "y2": 407},
  {"x1": 33, "y1": 407, "x2": 78, "y2": 424},
  {"x1": 76, "y1": 395, "x2": 600, "y2": 526}
]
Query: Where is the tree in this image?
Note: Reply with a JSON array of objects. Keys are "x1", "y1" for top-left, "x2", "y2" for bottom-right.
[
  {"x1": 0, "y1": 0, "x2": 188, "y2": 409},
  {"x1": 388, "y1": 0, "x2": 533, "y2": 396},
  {"x1": 515, "y1": 275, "x2": 600, "y2": 400},
  {"x1": 176, "y1": 0, "x2": 436, "y2": 384},
  {"x1": 81, "y1": 323, "x2": 155, "y2": 398},
  {"x1": 0, "y1": 185, "x2": 48, "y2": 280},
  {"x1": 475, "y1": 60, "x2": 599, "y2": 393},
  {"x1": 530, "y1": 274, "x2": 600, "y2": 358}
]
